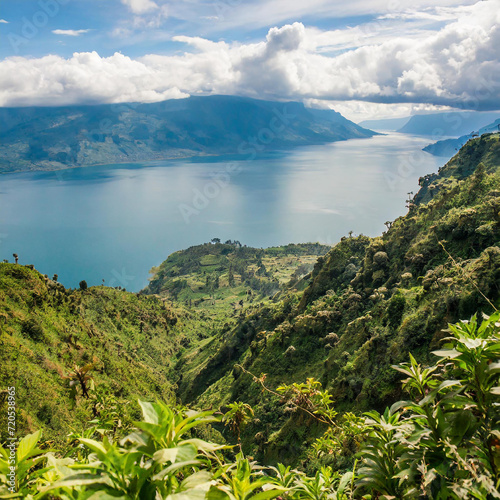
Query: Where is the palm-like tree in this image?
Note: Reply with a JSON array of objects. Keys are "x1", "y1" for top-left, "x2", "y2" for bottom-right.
[{"x1": 63, "y1": 364, "x2": 94, "y2": 399}]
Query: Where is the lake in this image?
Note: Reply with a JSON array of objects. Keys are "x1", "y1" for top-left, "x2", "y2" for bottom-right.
[{"x1": 0, "y1": 133, "x2": 446, "y2": 291}]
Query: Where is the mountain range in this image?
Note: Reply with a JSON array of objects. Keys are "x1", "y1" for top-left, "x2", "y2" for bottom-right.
[
  {"x1": 0, "y1": 95, "x2": 376, "y2": 173},
  {"x1": 360, "y1": 111, "x2": 500, "y2": 137},
  {"x1": 423, "y1": 119, "x2": 500, "y2": 157},
  {"x1": 397, "y1": 111, "x2": 499, "y2": 136}
]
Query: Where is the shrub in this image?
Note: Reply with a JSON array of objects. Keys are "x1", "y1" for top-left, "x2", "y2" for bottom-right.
[
  {"x1": 386, "y1": 293, "x2": 406, "y2": 328},
  {"x1": 21, "y1": 318, "x2": 45, "y2": 341}
]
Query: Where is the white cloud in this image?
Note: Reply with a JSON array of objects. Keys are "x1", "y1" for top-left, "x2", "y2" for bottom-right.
[
  {"x1": 0, "y1": 52, "x2": 188, "y2": 107},
  {"x1": 306, "y1": 100, "x2": 456, "y2": 123},
  {"x1": 121, "y1": 0, "x2": 159, "y2": 14},
  {"x1": 204, "y1": 0, "x2": 478, "y2": 33},
  {"x1": 52, "y1": 29, "x2": 91, "y2": 37},
  {"x1": 0, "y1": 0, "x2": 499, "y2": 119},
  {"x1": 0, "y1": 19, "x2": 8, "y2": 24}
]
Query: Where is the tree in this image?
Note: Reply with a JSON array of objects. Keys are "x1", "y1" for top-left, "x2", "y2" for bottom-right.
[
  {"x1": 211, "y1": 238, "x2": 221, "y2": 244},
  {"x1": 63, "y1": 364, "x2": 94, "y2": 399},
  {"x1": 228, "y1": 266, "x2": 235, "y2": 286},
  {"x1": 52, "y1": 274, "x2": 58, "y2": 282},
  {"x1": 13, "y1": 253, "x2": 18, "y2": 264},
  {"x1": 79, "y1": 280, "x2": 88, "y2": 291},
  {"x1": 222, "y1": 402, "x2": 254, "y2": 452}
]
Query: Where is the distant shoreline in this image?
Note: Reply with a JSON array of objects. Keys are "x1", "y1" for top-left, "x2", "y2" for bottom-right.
[{"x1": 0, "y1": 135, "x2": 381, "y2": 176}]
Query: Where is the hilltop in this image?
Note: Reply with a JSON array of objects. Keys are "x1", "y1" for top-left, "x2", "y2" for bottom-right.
[
  {"x1": 145, "y1": 241, "x2": 331, "y2": 310},
  {"x1": 0, "y1": 95, "x2": 375, "y2": 173},
  {"x1": 416, "y1": 132, "x2": 500, "y2": 203}
]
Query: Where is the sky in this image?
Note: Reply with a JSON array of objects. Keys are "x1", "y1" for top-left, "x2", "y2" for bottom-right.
[{"x1": 0, "y1": 0, "x2": 499, "y2": 121}]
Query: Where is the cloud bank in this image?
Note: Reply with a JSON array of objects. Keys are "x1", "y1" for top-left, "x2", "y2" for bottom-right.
[
  {"x1": 52, "y1": 29, "x2": 91, "y2": 37},
  {"x1": 0, "y1": 1, "x2": 499, "y2": 115}
]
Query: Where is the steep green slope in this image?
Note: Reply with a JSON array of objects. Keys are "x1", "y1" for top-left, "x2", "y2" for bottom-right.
[
  {"x1": 416, "y1": 132, "x2": 500, "y2": 203},
  {"x1": 173, "y1": 134, "x2": 500, "y2": 464},
  {"x1": 0, "y1": 265, "x2": 201, "y2": 447},
  {"x1": 0, "y1": 243, "x2": 330, "y2": 448}
]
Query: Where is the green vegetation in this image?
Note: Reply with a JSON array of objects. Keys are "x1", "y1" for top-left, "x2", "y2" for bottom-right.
[
  {"x1": 0, "y1": 264, "x2": 192, "y2": 447},
  {"x1": 0, "y1": 242, "x2": 329, "y2": 450},
  {"x1": 173, "y1": 134, "x2": 500, "y2": 465},
  {"x1": 1, "y1": 134, "x2": 500, "y2": 498},
  {"x1": 1, "y1": 313, "x2": 498, "y2": 498},
  {"x1": 146, "y1": 241, "x2": 330, "y2": 312}
]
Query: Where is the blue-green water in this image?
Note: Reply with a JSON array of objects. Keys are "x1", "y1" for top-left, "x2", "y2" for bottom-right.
[{"x1": 0, "y1": 133, "x2": 446, "y2": 291}]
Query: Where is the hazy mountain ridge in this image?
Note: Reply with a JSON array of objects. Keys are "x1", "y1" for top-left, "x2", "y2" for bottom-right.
[
  {"x1": 358, "y1": 116, "x2": 410, "y2": 131},
  {"x1": 0, "y1": 95, "x2": 376, "y2": 173},
  {"x1": 397, "y1": 111, "x2": 499, "y2": 136},
  {"x1": 423, "y1": 119, "x2": 500, "y2": 158}
]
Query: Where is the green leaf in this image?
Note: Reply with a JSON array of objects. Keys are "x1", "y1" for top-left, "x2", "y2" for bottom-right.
[
  {"x1": 251, "y1": 488, "x2": 287, "y2": 500},
  {"x1": 153, "y1": 445, "x2": 196, "y2": 465},
  {"x1": 180, "y1": 470, "x2": 213, "y2": 490},
  {"x1": 207, "y1": 485, "x2": 233, "y2": 500},
  {"x1": 152, "y1": 460, "x2": 201, "y2": 481},
  {"x1": 87, "y1": 492, "x2": 127, "y2": 500},
  {"x1": 138, "y1": 400, "x2": 159, "y2": 425},
  {"x1": 487, "y1": 362, "x2": 500, "y2": 374},
  {"x1": 78, "y1": 438, "x2": 107, "y2": 458},
  {"x1": 16, "y1": 430, "x2": 41, "y2": 462},
  {"x1": 432, "y1": 349, "x2": 461, "y2": 359},
  {"x1": 437, "y1": 380, "x2": 462, "y2": 391},
  {"x1": 338, "y1": 471, "x2": 354, "y2": 494},
  {"x1": 180, "y1": 438, "x2": 231, "y2": 453},
  {"x1": 389, "y1": 400, "x2": 413, "y2": 413},
  {"x1": 40, "y1": 472, "x2": 110, "y2": 492},
  {"x1": 166, "y1": 491, "x2": 208, "y2": 500}
]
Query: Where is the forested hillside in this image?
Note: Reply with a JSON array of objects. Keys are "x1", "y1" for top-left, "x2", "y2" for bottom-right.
[
  {"x1": 0, "y1": 267, "x2": 191, "y2": 446},
  {"x1": 0, "y1": 243, "x2": 330, "y2": 447},
  {"x1": 173, "y1": 134, "x2": 500, "y2": 464}
]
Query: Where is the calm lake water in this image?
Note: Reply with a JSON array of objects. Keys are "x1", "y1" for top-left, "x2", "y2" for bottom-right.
[{"x1": 0, "y1": 133, "x2": 446, "y2": 291}]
